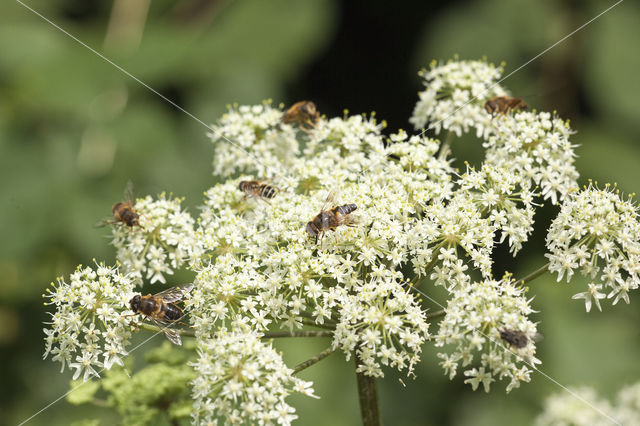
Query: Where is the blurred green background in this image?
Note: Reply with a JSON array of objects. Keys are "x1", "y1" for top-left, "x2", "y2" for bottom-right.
[{"x1": 2, "y1": 0, "x2": 640, "y2": 424}]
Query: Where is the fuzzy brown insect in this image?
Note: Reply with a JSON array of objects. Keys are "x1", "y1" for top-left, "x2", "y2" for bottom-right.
[
  {"x1": 238, "y1": 180, "x2": 279, "y2": 201},
  {"x1": 484, "y1": 96, "x2": 528, "y2": 115},
  {"x1": 128, "y1": 284, "x2": 193, "y2": 345},
  {"x1": 282, "y1": 101, "x2": 320, "y2": 131},
  {"x1": 306, "y1": 192, "x2": 358, "y2": 249},
  {"x1": 95, "y1": 180, "x2": 141, "y2": 229}
]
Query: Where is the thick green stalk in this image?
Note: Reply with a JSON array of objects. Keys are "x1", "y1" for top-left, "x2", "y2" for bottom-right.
[{"x1": 355, "y1": 353, "x2": 381, "y2": 426}]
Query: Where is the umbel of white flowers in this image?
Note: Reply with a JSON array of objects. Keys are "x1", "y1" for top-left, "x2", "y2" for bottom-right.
[{"x1": 42, "y1": 59, "x2": 640, "y2": 425}]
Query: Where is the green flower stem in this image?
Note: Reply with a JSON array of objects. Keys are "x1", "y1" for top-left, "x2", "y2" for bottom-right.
[
  {"x1": 138, "y1": 322, "x2": 196, "y2": 337},
  {"x1": 426, "y1": 309, "x2": 446, "y2": 320},
  {"x1": 438, "y1": 130, "x2": 454, "y2": 160},
  {"x1": 419, "y1": 241, "x2": 447, "y2": 281},
  {"x1": 301, "y1": 319, "x2": 336, "y2": 330},
  {"x1": 137, "y1": 322, "x2": 331, "y2": 339},
  {"x1": 292, "y1": 347, "x2": 337, "y2": 374},
  {"x1": 264, "y1": 330, "x2": 333, "y2": 338},
  {"x1": 519, "y1": 262, "x2": 550, "y2": 285},
  {"x1": 300, "y1": 310, "x2": 337, "y2": 325},
  {"x1": 355, "y1": 352, "x2": 381, "y2": 426}
]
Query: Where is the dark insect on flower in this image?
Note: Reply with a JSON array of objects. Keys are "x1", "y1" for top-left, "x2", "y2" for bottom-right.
[
  {"x1": 499, "y1": 329, "x2": 530, "y2": 349},
  {"x1": 94, "y1": 180, "x2": 142, "y2": 229},
  {"x1": 306, "y1": 192, "x2": 358, "y2": 249},
  {"x1": 238, "y1": 180, "x2": 279, "y2": 201},
  {"x1": 127, "y1": 284, "x2": 193, "y2": 345},
  {"x1": 282, "y1": 100, "x2": 320, "y2": 132},
  {"x1": 484, "y1": 96, "x2": 528, "y2": 116}
]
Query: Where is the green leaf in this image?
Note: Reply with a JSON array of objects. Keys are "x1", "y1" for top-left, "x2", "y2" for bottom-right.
[
  {"x1": 70, "y1": 420, "x2": 101, "y2": 426},
  {"x1": 66, "y1": 379, "x2": 101, "y2": 405}
]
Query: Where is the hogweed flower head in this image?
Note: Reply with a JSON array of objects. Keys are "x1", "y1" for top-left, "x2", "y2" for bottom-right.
[
  {"x1": 436, "y1": 278, "x2": 540, "y2": 393},
  {"x1": 43, "y1": 263, "x2": 135, "y2": 381},
  {"x1": 410, "y1": 58, "x2": 507, "y2": 138},
  {"x1": 546, "y1": 184, "x2": 640, "y2": 311},
  {"x1": 190, "y1": 330, "x2": 316, "y2": 426},
  {"x1": 210, "y1": 102, "x2": 299, "y2": 179},
  {"x1": 112, "y1": 193, "x2": 201, "y2": 285},
  {"x1": 333, "y1": 276, "x2": 430, "y2": 378},
  {"x1": 535, "y1": 386, "x2": 615, "y2": 426},
  {"x1": 484, "y1": 111, "x2": 579, "y2": 205},
  {"x1": 457, "y1": 163, "x2": 537, "y2": 255}
]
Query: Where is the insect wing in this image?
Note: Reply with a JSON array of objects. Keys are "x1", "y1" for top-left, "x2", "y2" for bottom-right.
[
  {"x1": 320, "y1": 191, "x2": 337, "y2": 212},
  {"x1": 341, "y1": 213, "x2": 359, "y2": 227},
  {"x1": 94, "y1": 216, "x2": 115, "y2": 228},
  {"x1": 123, "y1": 180, "x2": 135, "y2": 205},
  {"x1": 153, "y1": 284, "x2": 194, "y2": 303},
  {"x1": 162, "y1": 327, "x2": 183, "y2": 346}
]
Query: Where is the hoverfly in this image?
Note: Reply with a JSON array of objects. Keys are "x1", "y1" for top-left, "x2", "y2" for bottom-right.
[
  {"x1": 484, "y1": 96, "x2": 528, "y2": 116},
  {"x1": 95, "y1": 180, "x2": 141, "y2": 229},
  {"x1": 499, "y1": 328, "x2": 542, "y2": 349},
  {"x1": 282, "y1": 100, "x2": 320, "y2": 132},
  {"x1": 128, "y1": 284, "x2": 193, "y2": 345},
  {"x1": 305, "y1": 192, "x2": 358, "y2": 249},
  {"x1": 238, "y1": 180, "x2": 279, "y2": 201}
]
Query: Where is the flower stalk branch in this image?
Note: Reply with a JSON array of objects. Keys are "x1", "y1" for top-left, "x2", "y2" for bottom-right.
[
  {"x1": 138, "y1": 323, "x2": 332, "y2": 339},
  {"x1": 293, "y1": 347, "x2": 337, "y2": 374},
  {"x1": 519, "y1": 262, "x2": 550, "y2": 286}
]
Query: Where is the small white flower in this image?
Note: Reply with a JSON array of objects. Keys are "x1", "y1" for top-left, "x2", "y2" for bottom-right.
[{"x1": 572, "y1": 283, "x2": 607, "y2": 312}]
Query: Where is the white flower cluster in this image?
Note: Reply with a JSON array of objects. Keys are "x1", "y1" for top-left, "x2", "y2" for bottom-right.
[
  {"x1": 546, "y1": 185, "x2": 640, "y2": 311},
  {"x1": 535, "y1": 386, "x2": 614, "y2": 426},
  {"x1": 484, "y1": 111, "x2": 579, "y2": 204},
  {"x1": 333, "y1": 275, "x2": 430, "y2": 377},
  {"x1": 536, "y1": 381, "x2": 640, "y2": 426},
  {"x1": 46, "y1": 58, "x2": 616, "y2": 423},
  {"x1": 191, "y1": 330, "x2": 316, "y2": 426},
  {"x1": 112, "y1": 194, "x2": 201, "y2": 285},
  {"x1": 192, "y1": 169, "x2": 434, "y2": 379},
  {"x1": 210, "y1": 102, "x2": 299, "y2": 179},
  {"x1": 43, "y1": 263, "x2": 135, "y2": 381},
  {"x1": 436, "y1": 279, "x2": 540, "y2": 393},
  {"x1": 457, "y1": 164, "x2": 537, "y2": 255},
  {"x1": 409, "y1": 58, "x2": 507, "y2": 137}
]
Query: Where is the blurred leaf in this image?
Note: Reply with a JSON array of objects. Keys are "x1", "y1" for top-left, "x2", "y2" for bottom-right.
[
  {"x1": 70, "y1": 420, "x2": 101, "y2": 426},
  {"x1": 583, "y1": 1, "x2": 640, "y2": 132},
  {"x1": 67, "y1": 379, "x2": 100, "y2": 405}
]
